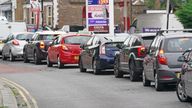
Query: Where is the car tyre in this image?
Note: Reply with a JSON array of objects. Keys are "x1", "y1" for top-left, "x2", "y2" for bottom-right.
[
  {"x1": 114, "y1": 57, "x2": 123, "y2": 78},
  {"x1": 79, "y1": 58, "x2": 86, "y2": 72},
  {"x1": 176, "y1": 80, "x2": 192, "y2": 102},
  {"x1": 93, "y1": 60, "x2": 100, "y2": 75},
  {"x1": 9, "y1": 51, "x2": 15, "y2": 62},
  {"x1": 142, "y1": 71, "x2": 151, "y2": 86},
  {"x1": 34, "y1": 51, "x2": 41, "y2": 65},
  {"x1": 155, "y1": 73, "x2": 163, "y2": 91},
  {"x1": 2, "y1": 53, "x2": 7, "y2": 60},
  {"x1": 129, "y1": 59, "x2": 139, "y2": 81},
  {"x1": 47, "y1": 55, "x2": 53, "y2": 67},
  {"x1": 57, "y1": 56, "x2": 64, "y2": 69},
  {"x1": 23, "y1": 50, "x2": 29, "y2": 63}
]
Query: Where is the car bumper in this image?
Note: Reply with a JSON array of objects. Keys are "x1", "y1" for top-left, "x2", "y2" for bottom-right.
[
  {"x1": 38, "y1": 49, "x2": 47, "y2": 60},
  {"x1": 97, "y1": 55, "x2": 114, "y2": 70},
  {"x1": 60, "y1": 51, "x2": 79, "y2": 64},
  {"x1": 11, "y1": 46, "x2": 24, "y2": 57},
  {"x1": 157, "y1": 68, "x2": 181, "y2": 84}
]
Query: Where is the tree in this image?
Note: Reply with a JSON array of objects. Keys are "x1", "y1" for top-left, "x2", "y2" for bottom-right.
[{"x1": 175, "y1": 0, "x2": 192, "y2": 28}]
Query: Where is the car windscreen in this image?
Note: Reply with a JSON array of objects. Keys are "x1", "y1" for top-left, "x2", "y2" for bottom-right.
[
  {"x1": 164, "y1": 37, "x2": 192, "y2": 52},
  {"x1": 37, "y1": 34, "x2": 59, "y2": 40},
  {"x1": 64, "y1": 36, "x2": 91, "y2": 45},
  {"x1": 16, "y1": 34, "x2": 33, "y2": 40},
  {"x1": 142, "y1": 36, "x2": 155, "y2": 48}
]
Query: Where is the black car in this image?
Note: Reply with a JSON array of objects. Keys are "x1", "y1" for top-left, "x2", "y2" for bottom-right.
[
  {"x1": 114, "y1": 33, "x2": 156, "y2": 81},
  {"x1": 23, "y1": 31, "x2": 65, "y2": 64},
  {"x1": 176, "y1": 49, "x2": 192, "y2": 102},
  {"x1": 143, "y1": 30, "x2": 192, "y2": 91},
  {"x1": 79, "y1": 34, "x2": 129, "y2": 75}
]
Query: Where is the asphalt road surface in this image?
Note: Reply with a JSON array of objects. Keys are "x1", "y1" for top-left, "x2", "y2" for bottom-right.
[{"x1": 0, "y1": 59, "x2": 192, "y2": 108}]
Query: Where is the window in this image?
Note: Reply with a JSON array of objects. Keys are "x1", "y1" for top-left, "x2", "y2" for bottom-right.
[
  {"x1": 124, "y1": 37, "x2": 131, "y2": 46},
  {"x1": 64, "y1": 36, "x2": 91, "y2": 45},
  {"x1": 46, "y1": 6, "x2": 52, "y2": 26},
  {"x1": 132, "y1": 38, "x2": 142, "y2": 46},
  {"x1": 30, "y1": 12, "x2": 35, "y2": 24}
]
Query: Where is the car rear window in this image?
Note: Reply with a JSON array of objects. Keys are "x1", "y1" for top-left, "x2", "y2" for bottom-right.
[
  {"x1": 105, "y1": 42, "x2": 123, "y2": 48},
  {"x1": 142, "y1": 36, "x2": 155, "y2": 48},
  {"x1": 37, "y1": 34, "x2": 59, "y2": 40},
  {"x1": 64, "y1": 36, "x2": 91, "y2": 45},
  {"x1": 164, "y1": 37, "x2": 192, "y2": 52},
  {"x1": 16, "y1": 34, "x2": 33, "y2": 40}
]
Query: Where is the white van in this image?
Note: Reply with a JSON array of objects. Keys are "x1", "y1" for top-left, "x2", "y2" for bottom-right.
[{"x1": 0, "y1": 16, "x2": 27, "y2": 54}]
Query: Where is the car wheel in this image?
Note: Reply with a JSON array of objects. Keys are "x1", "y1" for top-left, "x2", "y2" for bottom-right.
[
  {"x1": 9, "y1": 51, "x2": 15, "y2": 62},
  {"x1": 23, "y1": 50, "x2": 29, "y2": 63},
  {"x1": 114, "y1": 58, "x2": 123, "y2": 78},
  {"x1": 2, "y1": 53, "x2": 7, "y2": 60},
  {"x1": 129, "y1": 59, "x2": 139, "y2": 81},
  {"x1": 79, "y1": 58, "x2": 86, "y2": 72},
  {"x1": 47, "y1": 55, "x2": 53, "y2": 67},
  {"x1": 142, "y1": 71, "x2": 151, "y2": 86},
  {"x1": 155, "y1": 73, "x2": 163, "y2": 91},
  {"x1": 176, "y1": 80, "x2": 192, "y2": 102},
  {"x1": 93, "y1": 60, "x2": 100, "y2": 75},
  {"x1": 57, "y1": 56, "x2": 64, "y2": 69},
  {"x1": 34, "y1": 51, "x2": 41, "y2": 65}
]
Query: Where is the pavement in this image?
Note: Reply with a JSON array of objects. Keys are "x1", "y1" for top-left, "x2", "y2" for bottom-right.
[{"x1": 0, "y1": 78, "x2": 38, "y2": 108}]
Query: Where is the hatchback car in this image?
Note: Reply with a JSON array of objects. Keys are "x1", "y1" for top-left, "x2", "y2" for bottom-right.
[
  {"x1": 79, "y1": 34, "x2": 129, "y2": 74},
  {"x1": 23, "y1": 31, "x2": 66, "y2": 64},
  {"x1": 176, "y1": 49, "x2": 192, "y2": 102},
  {"x1": 114, "y1": 33, "x2": 156, "y2": 81},
  {"x1": 47, "y1": 34, "x2": 92, "y2": 68},
  {"x1": 2, "y1": 32, "x2": 34, "y2": 61},
  {"x1": 143, "y1": 31, "x2": 192, "y2": 91}
]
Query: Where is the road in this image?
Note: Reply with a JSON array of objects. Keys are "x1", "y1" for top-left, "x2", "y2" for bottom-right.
[{"x1": 0, "y1": 59, "x2": 191, "y2": 108}]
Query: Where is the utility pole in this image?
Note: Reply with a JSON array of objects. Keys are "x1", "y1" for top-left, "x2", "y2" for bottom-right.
[
  {"x1": 41, "y1": 0, "x2": 44, "y2": 28},
  {"x1": 166, "y1": 0, "x2": 170, "y2": 32},
  {"x1": 124, "y1": 0, "x2": 128, "y2": 33},
  {"x1": 130, "y1": 0, "x2": 133, "y2": 24}
]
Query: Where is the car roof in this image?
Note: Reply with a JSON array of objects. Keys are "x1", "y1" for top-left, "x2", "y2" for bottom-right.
[
  {"x1": 35, "y1": 31, "x2": 66, "y2": 35},
  {"x1": 94, "y1": 33, "x2": 130, "y2": 43},
  {"x1": 133, "y1": 33, "x2": 156, "y2": 37},
  {"x1": 11, "y1": 32, "x2": 34, "y2": 35},
  {"x1": 159, "y1": 32, "x2": 192, "y2": 39}
]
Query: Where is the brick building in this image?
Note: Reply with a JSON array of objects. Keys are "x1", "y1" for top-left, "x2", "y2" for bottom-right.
[{"x1": 54, "y1": 0, "x2": 146, "y2": 29}]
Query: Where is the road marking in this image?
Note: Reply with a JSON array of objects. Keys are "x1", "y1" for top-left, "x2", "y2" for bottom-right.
[{"x1": 0, "y1": 77, "x2": 39, "y2": 108}]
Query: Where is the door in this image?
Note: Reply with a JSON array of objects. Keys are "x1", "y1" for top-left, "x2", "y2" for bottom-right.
[
  {"x1": 3, "y1": 34, "x2": 14, "y2": 56},
  {"x1": 184, "y1": 51, "x2": 192, "y2": 96},
  {"x1": 144, "y1": 37, "x2": 160, "y2": 81},
  {"x1": 119, "y1": 37, "x2": 131, "y2": 71}
]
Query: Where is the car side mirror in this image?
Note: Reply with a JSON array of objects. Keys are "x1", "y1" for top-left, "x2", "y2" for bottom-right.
[
  {"x1": 26, "y1": 39, "x2": 30, "y2": 43},
  {"x1": 177, "y1": 56, "x2": 185, "y2": 62},
  {"x1": 80, "y1": 44, "x2": 85, "y2": 49},
  {"x1": 116, "y1": 44, "x2": 122, "y2": 49}
]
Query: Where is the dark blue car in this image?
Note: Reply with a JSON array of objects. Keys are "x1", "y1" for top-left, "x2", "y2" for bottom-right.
[{"x1": 79, "y1": 34, "x2": 129, "y2": 75}]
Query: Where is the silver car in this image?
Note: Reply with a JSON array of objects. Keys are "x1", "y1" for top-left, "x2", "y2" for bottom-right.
[{"x1": 2, "y1": 32, "x2": 34, "y2": 61}]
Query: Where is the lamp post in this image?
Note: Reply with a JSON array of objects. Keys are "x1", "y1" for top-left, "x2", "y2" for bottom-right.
[
  {"x1": 166, "y1": 0, "x2": 170, "y2": 32},
  {"x1": 41, "y1": 0, "x2": 44, "y2": 28}
]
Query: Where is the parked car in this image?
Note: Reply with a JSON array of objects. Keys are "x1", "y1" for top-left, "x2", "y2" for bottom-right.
[
  {"x1": 23, "y1": 31, "x2": 66, "y2": 64},
  {"x1": 79, "y1": 33, "x2": 129, "y2": 75},
  {"x1": 143, "y1": 30, "x2": 192, "y2": 91},
  {"x1": 176, "y1": 49, "x2": 192, "y2": 102},
  {"x1": 2, "y1": 32, "x2": 34, "y2": 61},
  {"x1": 114, "y1": 33, "x2": 156, "y2": 81},
  {"x1": 47, "y1": 34, "x2": 92, "y2": 68}
]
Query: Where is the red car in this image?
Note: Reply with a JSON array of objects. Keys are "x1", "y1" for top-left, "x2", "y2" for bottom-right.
[{"x1": 47, "y1": 34, "x2": 92, "y2": 68}]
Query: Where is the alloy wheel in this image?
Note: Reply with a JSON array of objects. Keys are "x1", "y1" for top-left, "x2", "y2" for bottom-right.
[
  {"x1": 114, "y1": 58, "x2": 123, "y2": 78},
  {"x1": 176, "y1": 80, "x2": 190, "y2": 102},
  {"x1": 155, "y1": 73, "x2": 163, "y2": 91},
  {"x1": 57, "y1": 56, "x2": 64, "y2": 69},
  {"x1": 142, "y1": 71, "x2": 150, "y2": 86}
]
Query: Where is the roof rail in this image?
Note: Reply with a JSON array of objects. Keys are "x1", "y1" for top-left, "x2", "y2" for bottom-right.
[{"x1": 156, "y1": 29, "x2": 192, "y2": 36}]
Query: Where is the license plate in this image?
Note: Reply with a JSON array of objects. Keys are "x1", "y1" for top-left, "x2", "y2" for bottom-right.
[
  {"x1": 176, "y1": 72, "x2": 181, "y2": 78},
  {"x1": 74, "y1": 56, "x2": 79, "y2": 60}
]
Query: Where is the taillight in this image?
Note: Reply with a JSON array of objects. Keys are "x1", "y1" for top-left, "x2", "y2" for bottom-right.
[
  {"x1": 61, "y1": 44, "x2": 69, "y2": 51},
  {"x1": 40, "y1": 41, "x2": 45, "y2": 49},
  {"x1": 157, "y1": 50, "x2": 168, "y2": 65},
  {"x1": 137, "y1": 46, "x2": 145, "y2": 57},
  {"x1": 12, "y1": 40, "x2": 19, "y2": 45},
  {"x1": 100, "y1": 45, "x2": 105, "y2": 55}
]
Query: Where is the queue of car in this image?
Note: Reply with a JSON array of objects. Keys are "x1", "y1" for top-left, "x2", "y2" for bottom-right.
[{"x1": 0, "y1": 29, "x2": 192, "y2": 103}]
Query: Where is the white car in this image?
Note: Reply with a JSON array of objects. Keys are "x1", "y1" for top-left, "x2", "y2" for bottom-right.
[{"x1": 2, "y1": 32, "x2": 34, "y2": 61}]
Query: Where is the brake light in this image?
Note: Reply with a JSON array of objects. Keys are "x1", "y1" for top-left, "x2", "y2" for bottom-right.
[
  {"x1": 12, "y1": 40, "x2": 19, "y2": 45},
  {"x1": 137, "y1": 46, "x2": 145, "y2": 57},
  {"x1": 100, "y1": 45, "x2": 105, "y2": 55},
  {"x1": 40, "y1": 41, "x2": 45, "y2": 49},
  {"x1": 157, "y1": 50, "x2": 168, "y2": 65},
  {"x1": 61, "y1": 44, "x2": 69, "y2": 51}
]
